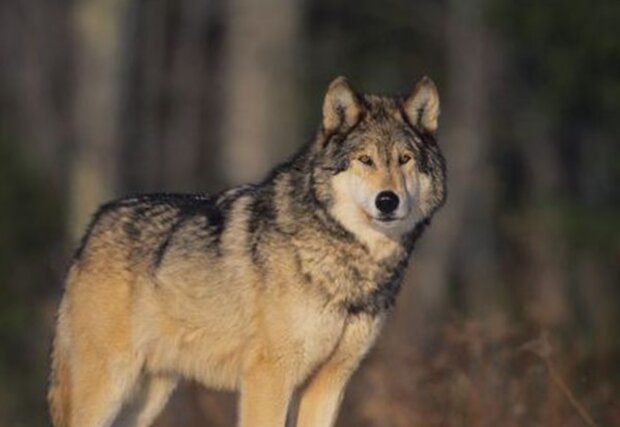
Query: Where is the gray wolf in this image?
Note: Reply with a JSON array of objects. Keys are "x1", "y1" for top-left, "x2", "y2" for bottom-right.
[{"x1": 48, "y1": 76, "x2": 446, "y2": 427}]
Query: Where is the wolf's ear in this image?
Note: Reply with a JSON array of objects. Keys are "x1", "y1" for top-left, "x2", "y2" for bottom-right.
[
  {"x1": 403, "y1": 76, "x2": 440, "y2": 134},
  {"x1": 322, "y1": 76, "x2": 362, "y2": 133}
]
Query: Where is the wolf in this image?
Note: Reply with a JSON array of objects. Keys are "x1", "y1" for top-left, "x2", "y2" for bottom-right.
[{"x1": 48, "y1": 75, "x2": 446, "y2": 427}]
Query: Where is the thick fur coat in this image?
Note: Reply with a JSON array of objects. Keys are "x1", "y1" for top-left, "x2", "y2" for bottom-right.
[{"x1": 48, "y1": 76, "x2": 446, "y2": 427}]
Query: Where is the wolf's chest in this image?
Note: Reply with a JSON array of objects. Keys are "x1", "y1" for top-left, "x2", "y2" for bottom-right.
[
  {"x1": 297, "y1": 244, "x2": 407, "y2": 315},
  {"x1": 280, "y1": 298, "x2": 346, "y2": 378}
]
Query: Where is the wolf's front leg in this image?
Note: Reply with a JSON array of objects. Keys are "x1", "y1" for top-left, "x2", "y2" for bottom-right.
[
  {"x1": 239, "y1": 358, "x2": 294, "y2": 427},
  {"x1": 294, "y1": 361, "x2": 351, "y2": 427},
  {"x1": 295, "y1": 314, "x2": 384, "y2": 427}
]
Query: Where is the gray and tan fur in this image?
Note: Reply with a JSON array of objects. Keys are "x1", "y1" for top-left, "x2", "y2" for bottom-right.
[{"x1": 48, "y1": 76, "x2": 446, "y2": 427}]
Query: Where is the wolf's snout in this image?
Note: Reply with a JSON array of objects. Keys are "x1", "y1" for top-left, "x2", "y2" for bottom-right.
[{"x1": 375, "y1": 191, "x2": 399, "y2": 214}]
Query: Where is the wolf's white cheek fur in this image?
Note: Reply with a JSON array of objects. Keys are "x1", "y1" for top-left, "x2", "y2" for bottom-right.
[
  {"x1": 341, "y1": 172, "x2": 376, "y2": 217},
  {"x1": 330, "y1": 172, "x2": 367, "y2": 220}
]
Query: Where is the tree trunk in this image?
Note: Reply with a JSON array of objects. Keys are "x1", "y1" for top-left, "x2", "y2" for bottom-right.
[
  {"x1": 220, "y1": 0, "x2": 301, "y2": 185},
  {"x1": 69, "y1": 0, "x2": 132, "y2": 239},
  {"x1": 411, "y1": 0, "x2": 498, "y2": 322}
]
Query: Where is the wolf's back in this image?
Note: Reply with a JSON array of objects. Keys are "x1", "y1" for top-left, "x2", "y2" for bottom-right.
[{"x1": 72, "y1": 193, "x2": 219, "y2": 268}]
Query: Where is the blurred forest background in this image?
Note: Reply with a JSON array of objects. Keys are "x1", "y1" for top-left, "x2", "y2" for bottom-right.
[{"x1": 0, "y1": 0, "x2": 619, "y2": 425}]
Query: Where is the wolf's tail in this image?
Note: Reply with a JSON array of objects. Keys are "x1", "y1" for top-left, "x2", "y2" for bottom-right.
[{"x1": 48, "y1": 308, "x2": 71, "y2": 427}]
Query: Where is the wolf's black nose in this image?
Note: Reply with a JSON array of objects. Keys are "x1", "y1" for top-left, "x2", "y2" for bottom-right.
[{"x1": 375, "y1": 191, "x2": 399, "y2": 214}]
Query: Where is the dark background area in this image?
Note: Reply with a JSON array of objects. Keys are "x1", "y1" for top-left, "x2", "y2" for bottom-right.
[{"x1": 0, "y1": 0, "x2": 619, "y2": 425}]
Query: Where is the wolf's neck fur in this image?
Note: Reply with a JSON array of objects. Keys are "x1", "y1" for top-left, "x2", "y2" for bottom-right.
[{"x1": 239, "y1": 148, "x2": 425, "y2": 315}]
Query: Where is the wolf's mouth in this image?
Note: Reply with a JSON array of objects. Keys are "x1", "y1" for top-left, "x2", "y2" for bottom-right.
[
  {"x1": 372, "y1": 214, "x2": 404, "y2": 225},
  {"x1": 375, "y1": 216, "x2": 397, "y2": 223},
  {"x1": 370, "y1": 216, "x2": 405, "y2": 231}
]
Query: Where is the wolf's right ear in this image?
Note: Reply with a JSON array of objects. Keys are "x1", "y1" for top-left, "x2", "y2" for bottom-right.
[
  {"x1": 322, "y1": 76, "x2": 362, "y2": 133},
  {"x1": 403, "y1": 76, "x2": 440, "y2": 134}
]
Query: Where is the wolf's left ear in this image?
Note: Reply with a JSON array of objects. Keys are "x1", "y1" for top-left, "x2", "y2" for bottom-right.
[
  {"x1": 403, "y1": 76, "x2": 440, "y2": 134},
  {"x1": 322, "y1": 76, "x2": 362, "y2": 133}
]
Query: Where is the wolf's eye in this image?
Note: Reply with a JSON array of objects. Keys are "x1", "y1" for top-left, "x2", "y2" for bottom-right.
[
  {"x1": 399, "y1": 154, "x2": 412, "y2": 165},
  {"x1": 358, "y1": 155, "x2": 373, "y2": 166}
]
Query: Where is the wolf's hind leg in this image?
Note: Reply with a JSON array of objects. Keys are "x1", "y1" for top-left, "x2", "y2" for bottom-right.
[
  {"x1": 115, "y1": 374, "x2": 178, "y2": 427},
  {"x1": 70, "y1": 354, "x2": 142, "y2": 427}
]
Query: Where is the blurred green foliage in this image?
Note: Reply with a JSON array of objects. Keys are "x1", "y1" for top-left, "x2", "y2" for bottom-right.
[{"x1": 492, "y1": 0, "x2": 620, "y2": 126}]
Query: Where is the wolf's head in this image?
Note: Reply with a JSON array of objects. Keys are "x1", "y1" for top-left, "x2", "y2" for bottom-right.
[{"x1": 311, "y1": 76, "x2": 446, "y2": 245}]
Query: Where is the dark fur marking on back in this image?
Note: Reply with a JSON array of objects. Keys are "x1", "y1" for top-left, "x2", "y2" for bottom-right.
[
  {"x1": 152, "y1": 192, "x2": 241, "y2": 268},
  {"x1": 247, "y1": 185, "x2": 277, "y2": 267},
  {"x1": 153, "y1": 216, "x2": 186, "y2": 269},
  {"x1": 71, "y1": 195, "x2": 168, "y2": 260},
  {"x1": 73, "y1": 205, "x2": 110, "y2": 260}
]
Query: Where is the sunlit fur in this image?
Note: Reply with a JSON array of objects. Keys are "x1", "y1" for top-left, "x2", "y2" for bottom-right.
[{"x1": 48, "y1": 77, "x2": 446, "y2": 427}]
